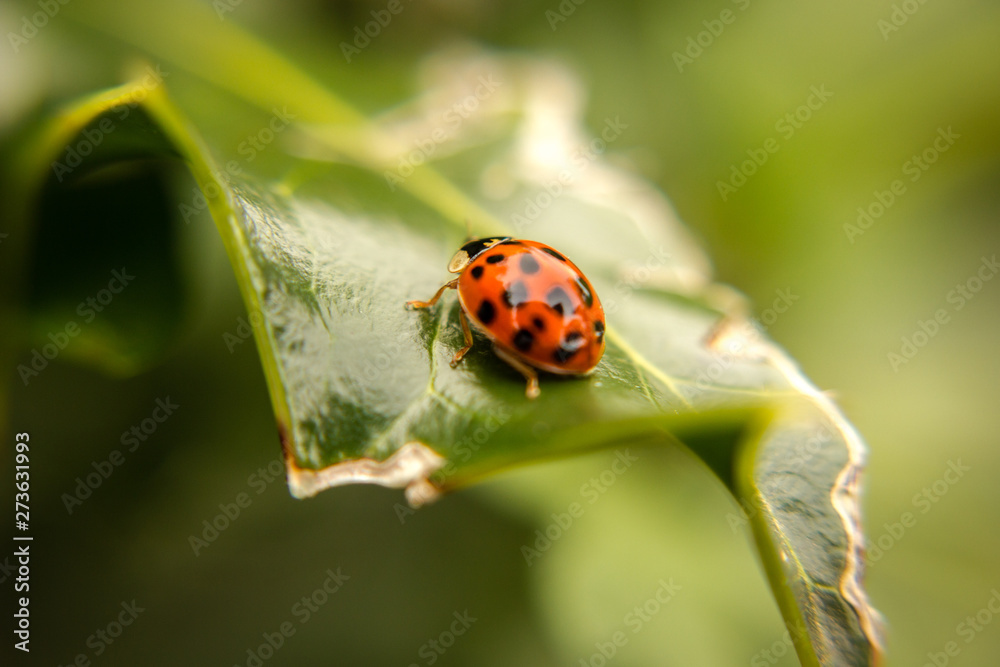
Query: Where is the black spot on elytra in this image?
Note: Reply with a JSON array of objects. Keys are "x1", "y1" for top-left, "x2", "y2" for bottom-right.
[
  {"x1": 477, "y1": 300, "x2": 496, "y2": 325},
  {"x1": 553, "y1": 345, "x2": 578, "y2": 363},
  {"x1": 486, "y1": 254, "x2": 505, "y2": 264},
  {"x1": 574, "y1": 276, "x2": 594, "y2": 307},
  {"x1": 470, "y1": 265, "x2": 484, "y2": 280},
  {"x1": 554, "y1": 330, "x2": 586, "y2": 364},
  {"x1": 594, "y1": 319, "x2": 605, "y2": 339},
  {"x1": 502, "y1": 280, "x2": 528, "y2": 308},
  {"x1": 532, "y1": 317, "x2": 546, "y2": 331},
  {"x1": 513, "y1": 329, "x2": 534, "y2": 352},
  {"x1": 541, "y1": 247, "x2": 566, "y2": 262},
  {"x1": 546, "y1": 286, "x2": 573, "y2": 316},
  {"x1": 520, "y1": 253, "x2": 540, "y2": 274}
]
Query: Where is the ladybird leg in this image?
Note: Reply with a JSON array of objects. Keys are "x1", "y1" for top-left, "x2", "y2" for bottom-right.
[
  {"x1": 450, "y1": 310, "x2": 475, "y2": 368},
  {"x1": 492, "y1": 344, "x2": 541, "y2": 400},
  {"x1": 406, "y1": 279, "x2": 458, "y2": 310}
]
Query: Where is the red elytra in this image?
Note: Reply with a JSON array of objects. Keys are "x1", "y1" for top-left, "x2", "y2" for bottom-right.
[{"x1": 406, "y1": 237, "x2": 605, "y2": 399}]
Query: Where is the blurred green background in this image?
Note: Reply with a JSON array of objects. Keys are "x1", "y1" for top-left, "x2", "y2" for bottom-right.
[{"x1": 2, "y1": 0, "x2": 999, "y2": 665}]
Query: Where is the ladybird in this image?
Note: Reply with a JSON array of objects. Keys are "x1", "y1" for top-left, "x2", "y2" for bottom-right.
[{"x1": 406, "y1": 237, "x2": 605, "y2": 399}]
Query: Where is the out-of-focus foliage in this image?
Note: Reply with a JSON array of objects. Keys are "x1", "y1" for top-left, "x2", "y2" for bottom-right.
[{"x1": 1, "y1": 0, "x2": 998, "y2": 665}]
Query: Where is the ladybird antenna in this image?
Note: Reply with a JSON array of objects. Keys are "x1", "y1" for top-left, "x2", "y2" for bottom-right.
[{"x1": 463, "y1": 218, "x2": 474, "y2": 242}]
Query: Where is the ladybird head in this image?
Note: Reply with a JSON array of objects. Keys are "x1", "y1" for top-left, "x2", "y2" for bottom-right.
[{"x1": 447, "y1": 236, "x2": 511, "y2": 273}]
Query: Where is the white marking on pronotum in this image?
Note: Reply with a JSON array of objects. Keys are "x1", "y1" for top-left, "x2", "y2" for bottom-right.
[{"x1": 286, "y1": 441, "x2": 445, "y2": 507}]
